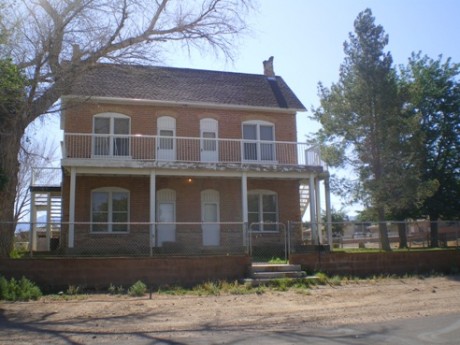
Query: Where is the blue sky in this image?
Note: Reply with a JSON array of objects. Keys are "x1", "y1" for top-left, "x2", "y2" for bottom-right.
[
  {"x1": 36, "y1": 0, "x2": 460, "y2": 215},
  {"x1": 169, "y1": 0, "x2": 460, "y2": 138},
  {"x1": 166, "y1": 0, "x2": 460, "y2": 214}
]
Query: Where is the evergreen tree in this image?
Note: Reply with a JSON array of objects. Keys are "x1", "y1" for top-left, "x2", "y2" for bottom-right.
[{"x1": 312, "y1": 9, "x2": 420, "y2": 251}]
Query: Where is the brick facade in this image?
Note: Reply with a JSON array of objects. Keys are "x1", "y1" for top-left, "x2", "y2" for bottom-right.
[
  {"x1": 63, "y1": 100, "x2": 297, "y2": 142},
  {"x1": 61, "y1": 173, "x2": 302, "y2": 253},
  {"x1": 60, "y1": 85, "x2": 312, "y2": 254}
]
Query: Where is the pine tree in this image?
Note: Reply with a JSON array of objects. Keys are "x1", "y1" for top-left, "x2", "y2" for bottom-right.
[{"x1": 313, "y1": 9, "x2": 411, "y2": 251}]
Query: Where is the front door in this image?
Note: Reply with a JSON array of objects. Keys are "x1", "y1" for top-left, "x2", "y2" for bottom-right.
[
  {"x1": 201, "y1": 189, "x2": 220, "y2": 246},
  {"x1": 157, "y1": 202, "x2": 175, "y2": 246}
]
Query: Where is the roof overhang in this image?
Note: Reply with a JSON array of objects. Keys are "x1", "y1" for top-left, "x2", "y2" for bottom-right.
[{"x1": 61, "y1": 95, "x2": 306, "y2": 114}]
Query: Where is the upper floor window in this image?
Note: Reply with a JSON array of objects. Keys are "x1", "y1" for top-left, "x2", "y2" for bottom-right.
[
  {"x1": 242, "y1": 121, "x2": 275, "y2": 162},
  {"x1": 93, "y1": 113, "x2": 130, "y2": 157},
  {"x1": 91, "y1": 187, "x2": 129, "y2": 233}
]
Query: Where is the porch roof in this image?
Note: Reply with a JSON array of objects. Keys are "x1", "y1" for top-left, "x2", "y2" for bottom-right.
[{"x1": 64, "y1": 64, "x2": 306, "y2": 111}]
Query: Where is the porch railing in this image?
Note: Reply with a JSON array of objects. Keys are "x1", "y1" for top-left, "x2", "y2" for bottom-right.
[{"x1": 63, "y1": 133, "x2": 327, "y2": 168}]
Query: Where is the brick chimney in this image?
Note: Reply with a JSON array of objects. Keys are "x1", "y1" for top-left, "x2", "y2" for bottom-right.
[{"x1": 263, "y1": 56, "x2": 275, "y2": 77}]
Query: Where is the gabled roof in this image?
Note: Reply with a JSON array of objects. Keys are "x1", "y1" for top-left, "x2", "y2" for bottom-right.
[{"x1": 65, "y1": 64, "x2": 306, "y2": 111}]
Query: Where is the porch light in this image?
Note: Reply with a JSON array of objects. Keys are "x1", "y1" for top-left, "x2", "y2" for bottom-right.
[{"x1": 187, "y1": 178, "x2": 192, "y2": 183}]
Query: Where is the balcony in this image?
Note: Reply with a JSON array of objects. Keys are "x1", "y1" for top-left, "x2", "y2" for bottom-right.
[{"x1": 62, "y1": 133, "x2": 327, "y2": 171}]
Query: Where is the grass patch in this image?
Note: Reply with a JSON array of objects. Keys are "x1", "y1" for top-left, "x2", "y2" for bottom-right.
[
  {"x1": 267, "y1": 257, "x2": 288, "y2": 264},
  {"x1": 332, "y1": 247, "x2": 457, "y2": 253}
]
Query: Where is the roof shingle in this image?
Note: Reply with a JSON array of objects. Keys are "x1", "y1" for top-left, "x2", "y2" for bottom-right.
[{"x1": 66, "y1": 64, "x2": 306, "y2": 111}]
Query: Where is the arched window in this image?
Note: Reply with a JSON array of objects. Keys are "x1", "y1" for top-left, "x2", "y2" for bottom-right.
[
  {"x1": 248, "y1": 190, "x2": 278, "y2": 231},
  {"x1": 93, "y1": 113, "x2": 130, "y2": 157},
  {"x1": 91, "y1": 187, "x2": 129, "y2": 233},
  {"x1": 242, "y1": 120, "x2": 275, "y2": 162}
]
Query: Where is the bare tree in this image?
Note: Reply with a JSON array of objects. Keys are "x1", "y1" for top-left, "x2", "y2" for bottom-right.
[
  {"x1": 0, "y1": 0, "x2": 253, "y2": 256},
  {"x1": 15, "y1": 135, "x2": 60, "y2": 225}
]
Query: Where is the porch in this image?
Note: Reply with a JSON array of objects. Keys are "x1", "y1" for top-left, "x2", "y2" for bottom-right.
[{"x1": 62, "y1": 133, "x2": 327, "y2": 169}]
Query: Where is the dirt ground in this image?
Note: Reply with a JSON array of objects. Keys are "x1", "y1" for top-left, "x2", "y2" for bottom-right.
[{"x1": 1, "y1": 275, "x2": 460, "y2": 344}]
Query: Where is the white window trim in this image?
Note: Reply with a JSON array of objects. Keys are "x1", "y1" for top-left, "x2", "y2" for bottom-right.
[
  {"x1": 248, "y1": 189, "x2": 279, "y2": 232},
  {"x1": 92, "y1": 112, "x2": 131, "y2": 158},
  {"x1": 90, "y1": 187, "x2": 130, "y2": 234},
  {"x1": 241, "y1": 120, "x2": 276, "y2": 163},
  {"x1": 200, "y1": 118, "x2": 219, "y2": 162},
  {"x1": 157, "y1": 116, "x2": 177, "y2": 161}
]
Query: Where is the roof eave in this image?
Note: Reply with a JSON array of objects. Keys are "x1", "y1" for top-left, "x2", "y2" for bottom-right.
[{"x1": 61, "y1": 95, "x2": 307, "y2": 114}]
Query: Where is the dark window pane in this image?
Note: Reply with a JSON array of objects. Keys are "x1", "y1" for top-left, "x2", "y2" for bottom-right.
[
  {"x1": 263, "y1": 194, "x2": 277, "y2": 213},
  {"x1": 94, "y1": 118, "x2": 110, "y2": 134},
  {"x1": 92, "y1": 192, "x2": 108, "y2": 212},
  {"x1": 248, "y1": 194, "x2": 259, "y2": 212}
]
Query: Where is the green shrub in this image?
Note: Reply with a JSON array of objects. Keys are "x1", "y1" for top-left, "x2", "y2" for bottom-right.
[
  {"x1": 66, "y1": 285, "x2": 82, "y2": 295},
  {"x1": 128, "y1": 280, "x2": 147, "y2": 297},
  {"x1": 108, "y1": 283, "x2": 125, "y2": 295},
  {"x1": 0, "y1": 276, "x2": 42, "y2": 301}
]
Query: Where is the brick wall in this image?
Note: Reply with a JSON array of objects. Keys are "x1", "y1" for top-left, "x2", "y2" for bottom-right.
[
  {"x1": 290, "y1": 250, "x2": 460, "y2": 276},
  {"x1": 0, "y1": 255, "x2": 251, "y2": 291},
  {"x1": 63, "y1": 100, "x2": 297, "y2": 142}
]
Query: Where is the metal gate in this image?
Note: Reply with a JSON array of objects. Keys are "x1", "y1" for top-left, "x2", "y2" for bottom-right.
[{"x1": 247, "y1": 222, "x2": 289, "y2": 262}]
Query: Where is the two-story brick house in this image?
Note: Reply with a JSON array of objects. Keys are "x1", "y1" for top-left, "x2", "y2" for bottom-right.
[{"x1": 57, "y1": 60, "x2": 330, "y2": 256}]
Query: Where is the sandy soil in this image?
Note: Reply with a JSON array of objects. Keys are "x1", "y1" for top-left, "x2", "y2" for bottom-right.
[{"x1": 1, "y1": 275, "x2": 460, "y2": 344}]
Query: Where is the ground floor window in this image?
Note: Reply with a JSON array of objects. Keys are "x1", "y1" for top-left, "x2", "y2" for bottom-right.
[
  {"x1": 91, "y1": 188, "x2": 129, "y2": 233},
  {"x1": 248, "y1": 190, "x2": 278, "y2": 231}
]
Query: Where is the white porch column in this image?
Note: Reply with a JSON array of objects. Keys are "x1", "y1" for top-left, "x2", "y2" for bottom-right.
[
  {"x1": 325, "y1": 176, "x2": 333, "y2": 247},
  {"x1": 309, "y1": 174, "x2": 318, "y2": 245},
  {"x1": 46, "y1": 192, "x2": 51, "y2": 251},
  {"x1": 241, "y1": 172, "x2": 248, "y2": 246},
  {"x1": 30, "y1": 191, "x2": 37, "y2": 252},
  {"x1": 68, "y1": 167, "x2": 76, "y2": 248},
  {"x1": 149, "y1": 170, "x2": 156, "y2": 254},
  {"x1": 315, "y1": 177, "x2": 323, "y2": 244}
]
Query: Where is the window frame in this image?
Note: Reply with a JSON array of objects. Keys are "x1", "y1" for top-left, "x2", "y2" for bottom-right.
[
  {"x1": 241, "y1": 120, "x2": 276, "y2": 162},
  {"x1": 92, "y1": 113, "x2": 131, "y2": 158},
  {"x1": 247, "y1": 189, "x2": 279, "y2": 232},
  {"x1": 90, "y1": 187, "x2": 130, "y2": 234}
]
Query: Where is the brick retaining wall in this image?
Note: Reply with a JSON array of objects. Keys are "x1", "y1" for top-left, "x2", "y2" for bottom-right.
[
  {"x1": 290, "y1": 250, "x2": 460, "y2": 276},
  {"x1": 0, "y1": 255, "x2": 251, "y2": 291}
]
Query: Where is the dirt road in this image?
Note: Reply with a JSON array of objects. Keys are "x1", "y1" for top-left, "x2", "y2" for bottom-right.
[{"x1": 1, "y1": 275, "x2": 460, "y2": 344}]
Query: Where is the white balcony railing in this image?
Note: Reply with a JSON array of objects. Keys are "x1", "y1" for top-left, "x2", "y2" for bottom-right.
[{"x1": 63, "y1": 133, "x2": 327, "y2": 169}]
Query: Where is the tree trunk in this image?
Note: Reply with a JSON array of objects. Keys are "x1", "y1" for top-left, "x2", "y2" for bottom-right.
[
  {"x1": 397, "y1": 221, "x2": 408, "y2": 249},
  {"x1": 430, "y1": 218, "x2": 439, "y2": 248},
  {"x1": 0, "y1": 122, "x2": 23, "y2": 257},
  {"x1": 377, "y1": 207, "x2": 391, "y2": 251}
]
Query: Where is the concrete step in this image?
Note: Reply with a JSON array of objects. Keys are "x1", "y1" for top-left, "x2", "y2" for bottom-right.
[
  {"x1": 252, "y1": 271, "x2": 306, "y2": 279},
  {"x1": 251, "y1": 264, "x2": 302, "y2": 273},
  {"x1": 247, "y1": 263, "x2": 308, "y2": 286}
]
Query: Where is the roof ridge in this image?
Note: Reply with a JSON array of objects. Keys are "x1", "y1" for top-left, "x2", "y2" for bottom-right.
[{"x1": 94, "y1": 62, "x2": 284, "y2": 79}]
